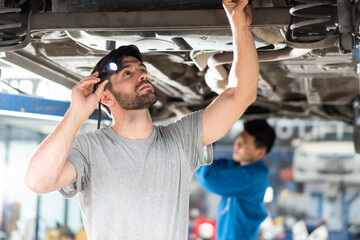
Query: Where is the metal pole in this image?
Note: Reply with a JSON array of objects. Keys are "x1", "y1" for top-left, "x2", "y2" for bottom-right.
[
  {"x1": 341, "y1": 182, "x2": 349, "y2": 240},
  {"x1": 34, "y1": 195, "x2": 41, "y2": 240},
  {"x1": 64, "y1": 199, "x2": 69, "y2": 227},
  {"x1": 4, "y1": 126, "x2": 10, "y2": 166},
  {"x1": 269, "y1": 150, "x2": 280, "y2": 218}
]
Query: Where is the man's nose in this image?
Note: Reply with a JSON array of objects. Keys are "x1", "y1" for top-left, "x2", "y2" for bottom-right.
[{"x1": 138, "y1": 71, "x2": 149, "y2": 82}]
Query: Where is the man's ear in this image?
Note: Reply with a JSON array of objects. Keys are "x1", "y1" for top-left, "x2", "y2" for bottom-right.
[
  {"x1": 256, "y1": 147, "x2": 266, "y2": 161},
  {"x1": 100, "y1": 91, "x2": 114, "y2": 107}
]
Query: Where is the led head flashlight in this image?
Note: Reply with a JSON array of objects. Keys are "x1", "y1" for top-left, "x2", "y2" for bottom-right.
[
  {"x1": 93, "y1": 61, "x2": 119, "y2": 129},
  {"x1": 92, "y1": 62, "x2": 119, "y2": 93}
]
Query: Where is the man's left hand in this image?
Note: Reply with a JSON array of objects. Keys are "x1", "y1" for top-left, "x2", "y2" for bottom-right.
[{"x1": 222, "y1": 0, "x2": 252, "y2": 29}]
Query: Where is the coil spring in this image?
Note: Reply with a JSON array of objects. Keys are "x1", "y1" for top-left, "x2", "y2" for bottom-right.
[
  {"x1": 287, "y1": 0, "x2": 336, "y2": 43},
  {"x1": 0, "y1": 5, "x2": 31, "y2": 51},
  {"x1": 0, "y1": 7, "x2": 23, "y2": 46}
]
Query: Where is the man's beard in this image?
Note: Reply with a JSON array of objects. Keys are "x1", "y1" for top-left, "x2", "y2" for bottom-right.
[{"x1": 110, "y1": 80, "x2": 158, "y2": 110}]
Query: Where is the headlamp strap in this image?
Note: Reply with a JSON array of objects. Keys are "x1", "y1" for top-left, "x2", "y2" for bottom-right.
[{"x1": 97, "y1": 101, "x2": 101, "y2": 129}]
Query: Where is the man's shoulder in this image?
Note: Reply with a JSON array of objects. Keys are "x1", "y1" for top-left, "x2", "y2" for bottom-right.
[
  {"x1": 256, "y1": 160, "x2": 270, "y2": 179},
  {"x1": 246, "y1": 160, "x2": 269, "y2": 177},
  {"x1": 257, "y1": 159, "x2": 269, "y2": 171},
  {"x1": 176, "y1": 110, "x2": 203, "y2": 122},
  {"x1": 159, "y1": 110, "x2": 203, "y2": 130},
  {"x1": 76, "y1": 128, "x2": 100, "y2": 138},
  {"x1": 74, "y1": 128, "x2": 110, "y2": 143}
]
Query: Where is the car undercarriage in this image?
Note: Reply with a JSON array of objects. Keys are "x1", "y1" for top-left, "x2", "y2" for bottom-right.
[{"x1": 1, "y1": 0, "x2": 360, "y2": 150}]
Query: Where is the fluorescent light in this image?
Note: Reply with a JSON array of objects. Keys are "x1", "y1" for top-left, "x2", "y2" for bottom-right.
[{"x1": 0, "y1": 109, "x2": 65, "y2": 121}]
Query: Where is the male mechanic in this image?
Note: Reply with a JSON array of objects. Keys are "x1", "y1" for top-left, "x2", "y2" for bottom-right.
[
  {"x1": 25, "y1": 0, "x2": 258, "y2": 239},
  {"x1": 195, "y1": 120, "x2": 276, "y2": 240}
]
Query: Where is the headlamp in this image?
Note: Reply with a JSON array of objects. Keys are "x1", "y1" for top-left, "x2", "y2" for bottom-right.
[
  {"x1": 93, "y1": 61, "x2": 119, "y2": 129},
  {"x1": 93, "y1": 61, "x2": 119, "y2": 93}
]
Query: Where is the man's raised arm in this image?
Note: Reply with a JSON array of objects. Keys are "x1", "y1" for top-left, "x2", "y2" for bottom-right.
[
  {"x1": 24, "y1": 73, "x2": 108, "y2": 194},
  {"x1": 202, "y1": 0, "x2": 259, "y2": 146}
]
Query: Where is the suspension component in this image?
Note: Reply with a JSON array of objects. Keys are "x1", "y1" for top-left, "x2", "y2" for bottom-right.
[
  {"x1": 285, "y1": 0, "x2": 338, "y2": 49},
  {"x1": 0, "y1": 4, "x2": 31, "y2": 52},
  {"x1": 337, "y1": 0, "x2": 353, "y2": 54}
]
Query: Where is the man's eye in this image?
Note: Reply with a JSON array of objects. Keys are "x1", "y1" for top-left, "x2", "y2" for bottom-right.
[{"x1": 123, "y1": 71, "x2": 131, "y2": 76}]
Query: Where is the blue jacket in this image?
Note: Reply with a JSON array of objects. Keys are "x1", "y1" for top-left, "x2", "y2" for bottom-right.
[{"x1": 195, "y1": 159, "x2": 269, "y2": 240}]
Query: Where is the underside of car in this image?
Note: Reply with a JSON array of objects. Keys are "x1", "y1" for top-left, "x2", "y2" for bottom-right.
[{"x1": 1, "y1": 0, "x2": 360, "y2": 150}]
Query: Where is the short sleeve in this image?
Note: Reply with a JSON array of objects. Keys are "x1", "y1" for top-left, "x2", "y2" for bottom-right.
[
  {"x1": 166, "y1": 110, "x2": 213, "y2": 172},
  {"x1": 59, "y1": 132, "x2": 91, "y2": 198},
  {"x1": 195, "y1": 159, "x2": 269, "y2": 200}
]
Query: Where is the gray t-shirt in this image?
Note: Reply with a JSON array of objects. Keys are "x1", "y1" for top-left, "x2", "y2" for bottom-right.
[{"x1": 60, "y1": 110, "x2": 213, "y2": 240}]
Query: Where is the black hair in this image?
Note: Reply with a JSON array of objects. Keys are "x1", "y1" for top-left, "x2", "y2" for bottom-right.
[
  {"x1": 91, "y1": 45, "x2": 143, "y2": 116},
  {"x1": 244, "y1": 120, "x2": 276, "y2": 154}
]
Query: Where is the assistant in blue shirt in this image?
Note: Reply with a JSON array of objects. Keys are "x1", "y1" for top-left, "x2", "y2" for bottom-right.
[{"x1": 195, "y1": 120, "x2": 276, "y2": 240}]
